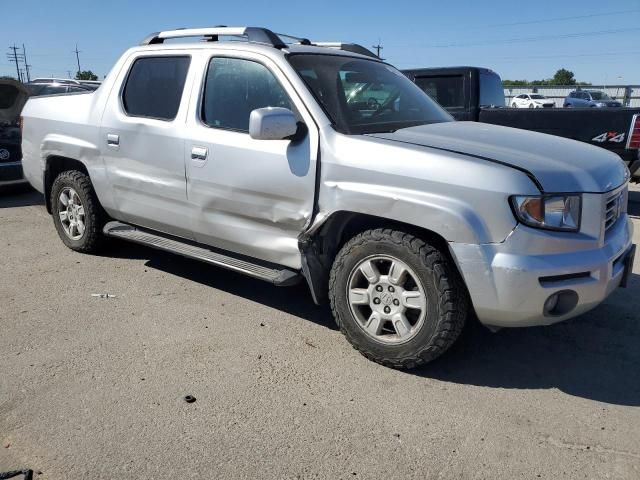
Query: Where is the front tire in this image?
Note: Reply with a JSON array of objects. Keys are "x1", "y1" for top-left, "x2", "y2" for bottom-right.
[
  {"x1": 329, "y1": 229, "x2": 468, "y2": 369},
  {"x1": 51, "y1": 170, "x2": 106, "y2": 253}
]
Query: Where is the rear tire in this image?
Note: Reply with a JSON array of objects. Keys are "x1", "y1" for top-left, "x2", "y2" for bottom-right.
[
  {"x1": 50, "y1": 170, "x2": 107, "y2": 253},
  {"x1": 329, "y1": 229, "x2": 468, "y2": 369}
]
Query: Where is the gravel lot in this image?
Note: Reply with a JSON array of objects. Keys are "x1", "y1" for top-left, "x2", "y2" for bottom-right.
[{"x1": 1, "y1": 184, "x2": 639, "y2": 479}]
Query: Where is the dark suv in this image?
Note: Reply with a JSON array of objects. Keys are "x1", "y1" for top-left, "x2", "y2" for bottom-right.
[{"x1": 564, "y1": 90, "x2": 622, "y2": 108}]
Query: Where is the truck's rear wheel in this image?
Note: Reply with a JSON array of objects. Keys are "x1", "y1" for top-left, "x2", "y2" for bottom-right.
[
  {"x1": 329, "y1": 229, "x2": 468, "y2": 369},
  {"x1": 51, "y1": 170, "x2": 106, "y2": 253}
]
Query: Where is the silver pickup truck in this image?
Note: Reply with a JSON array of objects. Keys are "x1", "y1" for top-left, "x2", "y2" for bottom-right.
[{"x1": 20, "y1": 27, "x2": 636, "y2": 369}]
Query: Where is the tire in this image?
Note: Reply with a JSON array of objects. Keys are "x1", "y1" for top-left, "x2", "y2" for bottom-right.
[
  {"x1": 50, "y1": 170, "x2": 107, "y2": 253},
  {"x1": 511, "y1": 103, "x2": 517, "y2": 108},
  {"x1": 329, "y1": 229, "x2": 468, "y2": 369},
  {"x1": 528, "y1": 103, "x2": 534, "y2": 108}
]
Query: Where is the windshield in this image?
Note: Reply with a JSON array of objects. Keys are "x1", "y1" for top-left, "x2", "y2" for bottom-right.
[
  {"x1": 288, "y1": 54, "x2": 452, "y2": 134},
  {"x1": 589, "y1": 91, "x2": 611, "y2": 100},
  {"x1": 530, "y1": 94, "x2": 545, "y2": 99},
  {"x1": 479, "y1": 72, "x2": 506, "y2": 108}
]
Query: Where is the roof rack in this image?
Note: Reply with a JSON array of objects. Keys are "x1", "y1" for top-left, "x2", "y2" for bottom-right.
[
  {"x1": 312, "y1": 42, "x2": 379, "y2": 59},
  {"x1": 140, "y1": 27, "x2": 287, "y2": 49},
  {"x1": 139, "y1": 27, "x2": 380, "y2": 59}
]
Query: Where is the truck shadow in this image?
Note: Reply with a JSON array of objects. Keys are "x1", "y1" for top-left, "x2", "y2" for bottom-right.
[
  {"x1": 628, "y1": 189, "x2": 640, "y2": 218},
  {"x1": 104, "y1": 240, "x2": 639, "y2": 406},
  {"x1": 0, "y1": 186, "x2": 44, "y2": 208},
  {"x1": 101, "y1": 239, "x2": 336, "y2": 330},
  {"x1": 414, "y1": 273, "x2": 640, "y2": 406}
]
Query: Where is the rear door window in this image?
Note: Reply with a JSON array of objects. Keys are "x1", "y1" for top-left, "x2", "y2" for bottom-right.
[{"x1": 122, "y1": 56, "x2": 190, "y2": 120}]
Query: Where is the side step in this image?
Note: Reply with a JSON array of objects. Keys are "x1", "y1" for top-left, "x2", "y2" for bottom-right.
[{"x1": 103, "y1": 221, "x2": 301, "y2": 286}]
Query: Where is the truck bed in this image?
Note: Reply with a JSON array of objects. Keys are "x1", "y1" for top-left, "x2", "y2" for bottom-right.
[{"x1": 479, "y1": 107, "x2": 640, "y2": 165}]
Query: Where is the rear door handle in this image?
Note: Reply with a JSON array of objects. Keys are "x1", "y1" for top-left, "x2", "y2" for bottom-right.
[
  {"x1": 107, "y1": 134, "x2": 119, "y2": 147},
  {"x1": 191, "y1": 146, "x2": 208, "y2": 161}
]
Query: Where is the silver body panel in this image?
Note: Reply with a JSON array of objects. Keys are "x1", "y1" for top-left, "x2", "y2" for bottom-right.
[{"x1": 20, "y1": 39, "x2": 634, "y2": 327}]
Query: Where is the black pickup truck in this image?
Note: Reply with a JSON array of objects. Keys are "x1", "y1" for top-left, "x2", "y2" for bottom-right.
[{"x1": 403, "y1": 66, "x2": 640, "y2": 181}]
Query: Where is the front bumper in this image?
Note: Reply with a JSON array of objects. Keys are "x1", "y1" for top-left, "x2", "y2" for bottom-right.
[
  {"x1": 450, "y1": 215, "x2": 634, "y2": 328},
  {"x1": 0, "y1": 161, "x2": 26, "y2": 186}
]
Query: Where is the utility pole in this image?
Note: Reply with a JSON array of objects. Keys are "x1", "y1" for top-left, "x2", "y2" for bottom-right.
[
  {"x1": 73, "y1": 44, "x2": 82, "y2": 78},
  {"x1": 8, "y1": 44, "x2": 22, "y2": 82},
  {"x1": 22, "y1": 44, "x2": 31, "y2": 82},
  {"x1": 371, "y1": 39, "x2": 384, "y2": 60}
]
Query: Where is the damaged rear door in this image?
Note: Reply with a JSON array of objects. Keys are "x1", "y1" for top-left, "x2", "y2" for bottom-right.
[{"x1": 184, "y1": 52, "x2": 318, "y2": 269}]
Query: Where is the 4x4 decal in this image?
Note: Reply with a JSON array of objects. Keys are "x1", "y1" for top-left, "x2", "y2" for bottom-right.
[{"x1": 592, "y1": 131, "x2": 625, "y2": 143}]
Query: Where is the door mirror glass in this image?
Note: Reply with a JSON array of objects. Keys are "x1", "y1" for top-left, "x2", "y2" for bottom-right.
[{"x1": 249, "y1": 107, "x2": 298, "y2": 140}]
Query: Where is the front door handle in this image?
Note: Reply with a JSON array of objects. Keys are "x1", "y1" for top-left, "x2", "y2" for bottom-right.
[
  {"x1": 107, "y1": 134, "x2": 119, "y2": 147},
  {"x1": 191, "y1": 146, "x2": 208, "y2": 161}
]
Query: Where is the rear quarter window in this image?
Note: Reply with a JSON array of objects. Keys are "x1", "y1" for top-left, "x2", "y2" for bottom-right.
[
  {"x1": 122, "y1": 56, "x2": 190, "y2": 120},
  {"x1": 414, "y1": 75, "x2": 464, "y2": 109},
  {"x1": 479, "y1": 72, "x2": 505, "y2": 108}
]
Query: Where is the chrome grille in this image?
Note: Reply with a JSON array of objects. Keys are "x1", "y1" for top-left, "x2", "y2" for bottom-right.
[{"x1": 604, "y1": 190, "x2": 624, "y2": 231}]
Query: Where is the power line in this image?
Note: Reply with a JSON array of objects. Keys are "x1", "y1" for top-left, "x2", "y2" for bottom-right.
[
  {"x1": 372, "y1": 40, "x2": 384, "y2": 60},
  {"x1": 22, "y1": 44, "x2": 31, "y2": 82},
  {"x1": 73, "y1": 44, "x2": 81, "y2": 77},
  {"x1": 487, "y1": 8, "x2": 640, "y2": 28},
  {"x1": 491, "y1": 50, "x2": 640, "y2": 61},
  {"x1": 401, "y1": 26, "x2": 640, "y2": 49},
  {"x1": 7, "y1": 44, "x2": 22, "y2": 81}
]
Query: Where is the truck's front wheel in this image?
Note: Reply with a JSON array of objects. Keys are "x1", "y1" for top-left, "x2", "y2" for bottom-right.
[
  {"x1": 329, "y1": 229, "x2": 468, "y2": 369},
  {"x1": 51, "y1": 170, "x2": 106, "y2": 253}
]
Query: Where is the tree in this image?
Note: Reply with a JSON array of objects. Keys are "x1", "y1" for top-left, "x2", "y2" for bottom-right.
[
  {"x1": 503, "y1": 68, "x2": 590, "y2": 86},
  {"x1": 551, "y1": 68, "x2": 575, "y2": 85},
  {"x1": 75, "y1": 70, "x2": 98, "y2": 81}
]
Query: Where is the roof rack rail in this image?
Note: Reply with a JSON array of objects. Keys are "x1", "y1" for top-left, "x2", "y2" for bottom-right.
[
  {"x1": 312, "y1": 43, "x2": 379, "y2": 59},
  {"x1": 140, "y1": 27, "x2": 287, "y2": 49}
]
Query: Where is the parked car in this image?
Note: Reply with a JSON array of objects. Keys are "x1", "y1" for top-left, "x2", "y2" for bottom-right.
[
  {"x1": 30, "y1": 78, "x2": 81, "y2": 85},
  {"x1": 403, "y1": 67, "x2": 640, "y2": 181},
  {"x1": 0, "y1": 79, "x2": 29, "y2": 186},
  {"x1": 511, "y1": 93, "x2": 555, "y2": 109},
  {"x1": 564, "y1": 90, "x2": 622, "y2": 108},
  {"x1": 77, "y1": 80, "x2": 102, "y2": 91},
  {"x1": 21, "y1": 27, "x2": 636, "y2": 369},
  {"x1": 27, "y1": 82, "x2": 93, "y2": 96}
]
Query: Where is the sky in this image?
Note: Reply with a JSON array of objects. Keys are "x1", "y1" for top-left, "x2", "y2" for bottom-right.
[{"x1": 2, "y1": 0, "x2": 640, "y2": 84}]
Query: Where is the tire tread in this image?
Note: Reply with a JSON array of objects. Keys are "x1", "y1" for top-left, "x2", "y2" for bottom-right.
[{"x1": 328, "y1": 228, "x2": 468, "y2": 369}]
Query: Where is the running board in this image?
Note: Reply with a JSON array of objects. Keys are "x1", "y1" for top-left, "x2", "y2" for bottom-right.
[{"x1": 103, "y1": 221, "x2": 301, "y2": 286}]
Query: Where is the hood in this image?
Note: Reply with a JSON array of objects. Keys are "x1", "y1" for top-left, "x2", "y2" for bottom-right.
[
  {"x1": 367, "y1": 122, "x2": 627, "y2": 193},
  {"x1": 0, "y1": 79, "x2": 30, "y2": 124}
]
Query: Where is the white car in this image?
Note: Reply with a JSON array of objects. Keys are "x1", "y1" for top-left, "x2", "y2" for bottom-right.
[{"x1": 511, "y1": 93, "x2": 555, "y2": 109}]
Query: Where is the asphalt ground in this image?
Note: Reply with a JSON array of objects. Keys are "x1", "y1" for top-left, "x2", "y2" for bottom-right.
[{"x1": 1, "y1": 183, "x2": 639, "y2": 479}]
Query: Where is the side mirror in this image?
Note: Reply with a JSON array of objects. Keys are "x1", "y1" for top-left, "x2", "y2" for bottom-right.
[{"x1": 249, "y1": 107, "x2": 299, "y2": 140}]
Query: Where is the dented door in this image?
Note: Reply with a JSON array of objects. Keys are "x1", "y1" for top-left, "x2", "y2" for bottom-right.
[{"x1": 184, "y1": 53, "x2": 318, "y2": 269}]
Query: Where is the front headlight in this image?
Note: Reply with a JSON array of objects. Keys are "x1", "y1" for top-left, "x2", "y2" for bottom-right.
[
  {"x1": 510, "y1": 195, "x2": 581, "y2": 231},
  {"x1": 595, "y1": 102, "x2": 606, "y2": 107}
]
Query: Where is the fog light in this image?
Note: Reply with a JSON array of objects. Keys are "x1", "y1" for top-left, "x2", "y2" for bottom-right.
[
  {"x1": 543, "y1": 290, "x2": 579, "y2": 317},
  {"x1": 544, "y1": 294, "x2": 559, "y2": 314}
]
